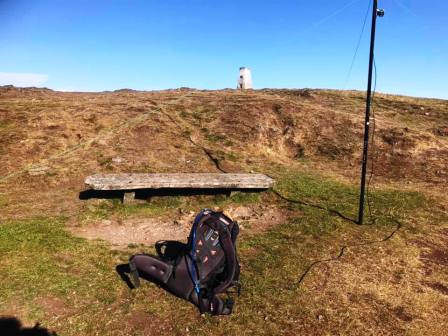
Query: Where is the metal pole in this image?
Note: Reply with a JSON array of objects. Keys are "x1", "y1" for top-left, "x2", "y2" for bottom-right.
[{"x1": 358, "y1": 0, "x2": 383, "y2": 224}]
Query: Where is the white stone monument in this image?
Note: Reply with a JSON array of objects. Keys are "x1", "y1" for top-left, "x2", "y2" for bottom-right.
[{"x1": 237, "y1": 67, "x2": 253, "y2": 90}]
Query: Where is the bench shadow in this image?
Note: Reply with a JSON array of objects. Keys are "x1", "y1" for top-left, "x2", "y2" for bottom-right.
[
  {"x1": 79, "y1": 189, "x2": 125, "y2": 200},
  {"x1": 80, "y1": 188, "x2": 267, "y2": 201},
  {"x1": 0, "y1": 316, "x2": 57, "y2": 336}
]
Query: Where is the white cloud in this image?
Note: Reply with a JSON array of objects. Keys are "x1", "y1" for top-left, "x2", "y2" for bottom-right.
[{"x1": 0, "y1": 72, "x2": 49, "y2": 87}]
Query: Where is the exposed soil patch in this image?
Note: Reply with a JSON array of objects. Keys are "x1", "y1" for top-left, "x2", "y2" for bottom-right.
[
  {"x1": 35, "y1": 296, "x2": 70, "y2": 317},
  {"x1": 380, "y1": 128, "x2": 416, "y2": 150},
  {"x1": 70, "y1": 216, "x2": 189, "y2": 248},
  {"x1": 351, "y1": 293, "x2": 409, "y2": 334},
  {"x1": 113, "y1": 310, "x2": 173, "y2": 334},
  {"x1": 224, "y1": 203, "x2": 293, "y2": 235},
  {"x1": 423, "y1": 282, "x2": 448, "y2": 296},
  {"x1": 417, "y1": 237, "x2": 448, "y2": 268},
  {"x1": 391, "y1": 306, "x2": 414, "y2": 322},
  {"x1": 433, "y1": 126, "x2": 448, "y2": 137},
  {"x1": 412, "y1": 232, "x2": 448, "y2": 279},
  {"x1": 70, "y1": 203, "x2": 292, "y2": 248},
  {"x1": 317, "y1": 141, "x2": 353, "y2": 159},
  {"x1": 422, "y1": 247, "x2": 448, "y2": 267}
]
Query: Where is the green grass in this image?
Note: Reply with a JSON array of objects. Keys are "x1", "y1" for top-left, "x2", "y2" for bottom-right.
[
  {"x1": 0, "y1": 171, "x2": 442, "y2": 335},
  {"x1": 80, "y1": 191, "x2": 262, "y2": 225},
  {"x1": 80, "y1": 197, "x2": 183, "y2": 223},
  {"x1": 0, "y1": 217, "x2": 124, "y2": 325},
  {"x1": 272, "y1": 169, "x2": 428, "y2": 226},
  {"x1": 0, "y1": 121, "x2": 16, "y2": 136},
  {"x1": 179, "y1": 111, "x2": 189, "y2": 118},
  {"x1": 0, "y1": 195, "x2": 8, "y2": 207},
  {"x1": 205, "y1": 133, "x2": 227, "y2": 143}
]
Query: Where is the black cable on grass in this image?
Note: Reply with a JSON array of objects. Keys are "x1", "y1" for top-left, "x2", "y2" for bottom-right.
[
  {"x1": 281, "y1": 6, "x2": 387, "y2": 286},
  {"x1": 296, "y1": 217, "x2": 402, "y2": 286},
  {"x1": 271, "y1": 189, "x2": 357, "y2": 224},
  {"x1": 272, "y1": 186, "x2": 403, "y2": 287}
]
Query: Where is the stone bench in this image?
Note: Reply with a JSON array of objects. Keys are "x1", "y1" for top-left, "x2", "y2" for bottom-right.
[{"x1": 84, "y1": 173, "x2": 275, "y2": 203}]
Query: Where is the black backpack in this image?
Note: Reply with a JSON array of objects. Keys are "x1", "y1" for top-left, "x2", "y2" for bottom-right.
[{"x1": 129, "y1": 209, "x2": 241, "y2": 315}]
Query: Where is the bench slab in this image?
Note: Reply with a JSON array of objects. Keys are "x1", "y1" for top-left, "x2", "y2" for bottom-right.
[{"x1": 85, "y1": 173, "x2": 275, "y2": 191}]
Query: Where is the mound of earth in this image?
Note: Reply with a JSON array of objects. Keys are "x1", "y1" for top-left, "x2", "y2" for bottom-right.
[{"x1": 0, "y1": 86, "x2": 446, "y2": 221}]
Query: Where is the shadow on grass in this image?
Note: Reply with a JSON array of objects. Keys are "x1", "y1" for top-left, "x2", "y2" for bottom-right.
[
  {"x1": 0, "y1": 317, "x2": 57, "y2": 336},
  {"x1": 271, "y1": 189, "x2": 358, "y2": 224},
  {"x1": 79, "y1": 188, "x2": 267, "y2": 201}
]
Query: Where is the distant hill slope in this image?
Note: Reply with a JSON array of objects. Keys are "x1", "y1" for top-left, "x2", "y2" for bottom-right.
[{"x1": 0, "y1": 86, "x2": 446, "y2": 218}]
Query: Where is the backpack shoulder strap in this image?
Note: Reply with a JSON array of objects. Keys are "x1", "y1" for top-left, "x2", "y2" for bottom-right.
[{"x1": 205, "y1": 213, "x2": 237, "y2": 295}]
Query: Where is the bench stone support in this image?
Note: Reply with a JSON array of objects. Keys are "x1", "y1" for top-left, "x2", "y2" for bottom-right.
[{"x1": 122, "y1": 192, "x2": 136, "y2": 204}]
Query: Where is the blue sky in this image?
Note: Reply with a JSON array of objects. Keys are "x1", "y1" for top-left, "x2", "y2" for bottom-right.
[{"x1": 0, "y1": 0, "x2": 447, "y2": 98}]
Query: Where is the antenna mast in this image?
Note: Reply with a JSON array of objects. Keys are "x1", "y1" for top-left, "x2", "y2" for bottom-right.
[{"x1": 358, "y1": 0, "x2": 384, "y2": 224}]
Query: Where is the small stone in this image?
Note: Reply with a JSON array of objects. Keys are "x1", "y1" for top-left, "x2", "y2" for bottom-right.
[
  {"x1": 317, "y1": 314, "x2": 324, "y2": 322},
  {"x1": 28, "y1": 166, "x2": 50, "y2": 176},
  {"x1": 231, "y1": 206, "x2": 252, "y2": 218},
  {"x1": 112, "y1": 156, "x2": 124, "y2": 164}
]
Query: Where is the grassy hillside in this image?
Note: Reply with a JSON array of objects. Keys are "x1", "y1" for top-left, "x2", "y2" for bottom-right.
[{"x1": 0, "y1": 86, "x2": 447, "y2": 335}]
